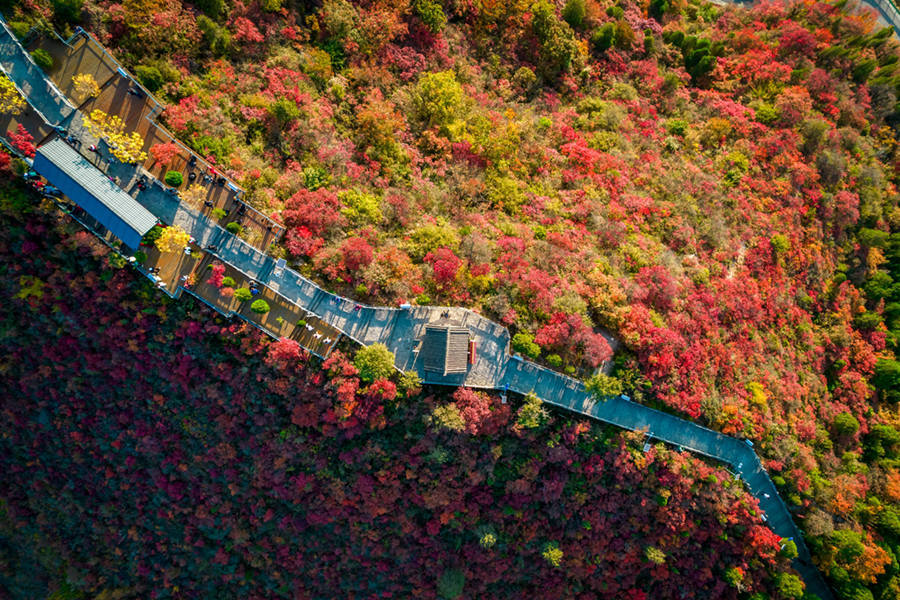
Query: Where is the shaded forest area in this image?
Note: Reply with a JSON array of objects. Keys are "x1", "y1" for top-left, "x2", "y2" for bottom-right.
[{"x1": 0, "y1": 180, "x2": 793, "y2": 598}]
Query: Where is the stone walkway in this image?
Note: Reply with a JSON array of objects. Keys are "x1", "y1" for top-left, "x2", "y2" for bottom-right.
[{"x1": 0, "y1": 18, "x2": 833, "y2": 599}]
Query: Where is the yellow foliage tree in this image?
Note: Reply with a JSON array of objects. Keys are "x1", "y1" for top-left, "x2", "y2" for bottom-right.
[
  {"x1": 82, "y1": 109, "x2": 148, "y2": 164},
  {"x1": 180, "y1": 184, "x2": 207, "y2": 210},
  {"x1": 71, "y1": 73, "x2": 100, "y2": 101},
  {"x1": 0, "y1": 75, "x2": 25, "y2": 115},
  {"x1": 154, "y1": 225, "x2": 190, "y2": 253}
]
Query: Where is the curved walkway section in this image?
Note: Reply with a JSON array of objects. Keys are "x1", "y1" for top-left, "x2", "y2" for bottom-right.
[{"x1": 0, "y1": 18, "x2": 833, "y2": 600}]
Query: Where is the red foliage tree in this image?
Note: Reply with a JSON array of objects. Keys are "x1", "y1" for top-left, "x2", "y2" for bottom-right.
[
  {"x1": 283, "y1": 188, "x2": 345, "y2": 240},
  {"x1": 149, "y1": 142, "x2": 181, "y2": 168},
  {"x1": 424, "y1": 246, "x2": 462, "y2": 287},
  {"x1": 341, "y1": 236, "x2": 374, "y2": 273},
  {"x1": 452, "y1": 386, "x2": 492, "y2": 434},
  {"x1": 8, "y1": 123, "x2": 35, "y2": 158}
]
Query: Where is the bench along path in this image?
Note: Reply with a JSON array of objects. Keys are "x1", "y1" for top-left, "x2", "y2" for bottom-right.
[{"x1": 0, "y1": 19, "x2": 833, "y2": 599}]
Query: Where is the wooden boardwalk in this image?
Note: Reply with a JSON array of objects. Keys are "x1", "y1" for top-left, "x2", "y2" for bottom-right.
[{"x1": 0, "y1": 18, "x2": 834, "y2": 599}]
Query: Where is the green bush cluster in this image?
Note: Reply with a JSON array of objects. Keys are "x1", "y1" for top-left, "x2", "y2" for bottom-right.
[
  {"x1": 250, "y1": 299, "x2": 270, "y2": 314},
  {"x1": 31, "y1": 49, "x2": 54, "y2": 71},
  {"x1": 512, "y1": 332, "x2": 540, "y2": 359},
  {"x1": 165, "y1": 171, "x2": 183, "y2": 187},
  {"x1": 353, "y1": 343, "x2": 395, "y2": 382}
]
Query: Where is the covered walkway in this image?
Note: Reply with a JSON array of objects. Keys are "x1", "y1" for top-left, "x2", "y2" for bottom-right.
[{"x1": 33, "y1": 137, "x2": 156, "y2": 248}]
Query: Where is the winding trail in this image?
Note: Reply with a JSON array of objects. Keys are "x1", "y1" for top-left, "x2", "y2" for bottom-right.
[{"x1": 0, "y1": 17, "x2": 834, "y2": 599}]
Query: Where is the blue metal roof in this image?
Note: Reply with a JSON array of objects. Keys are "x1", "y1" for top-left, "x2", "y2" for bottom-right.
[{"x1": 34, "y1": 138, "x2": 157, "y2": 248}]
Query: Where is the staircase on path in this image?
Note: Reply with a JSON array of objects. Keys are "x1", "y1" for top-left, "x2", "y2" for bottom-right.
[{"x1": 1, "y1": 19, "x2": 834, "y2": 599}]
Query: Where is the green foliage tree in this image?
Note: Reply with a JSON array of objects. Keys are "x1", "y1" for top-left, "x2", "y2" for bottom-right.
[
  {"x1": 303, "y1": 165, "x2": 330, "y2": 191},
  {"x1": 864, "y1": 271, "x2": 893, "y2": 301},
  {"x1": 800, "y1": 119, "x2": 830, "y2": 156},
  {"x1": 431, "y1": 403, "x2": 465, "y2": 432},
  {"x1": 771, "y1": 234, "x2": 790, "y2": 256},
  {"x1": 436, "y1": 568, "x2": 465, "y2": 599},
  {"x1": 517, "y1": 393, "x2": 548, "y2": 429},
  {"x1": 833, "y1": 412, "x2": 861, "y2": 437},
  {"x1": 774, "y1": 572, "x2": 805, "y2": 599},
  {"x1": 270, "y1": 97, "x2": 301, "y2": 126},
  {"x1": 413, "y1": 71, "x2": 465, "y2": 130},
  {"x1": 30, "y1": 49, "x2": 54, "y2": 72},
  {"x1": 643, "y1": 31, "x2": 654, "y2": 54},
  {"x1": 562, "y1": 0, "x2": 586, "y2": 28},
  {"x1": 591, "y1": 23, "x2": 617, "y2": 52},
  {"x1": 853, "y1": 59, "x2": 878, "y2": 84},
  {"x1": 485, "y1": 172, "x2": 525, "y2": 214},
  {"x1": 51, "y1": 0, "x2": 84, "y2": 24},
  {"x1": 649, "y1": 0, "x2": 671, "y2": 21},
  {"x1": 512, "y1": 332, "x2": 541, "y2": 359},
  {"x1": 531, "y1": 1, "x2": 582, "y2": 80},
  {"x1": 877, "y1": 506, "x2": 900, "y2": 539},
  {"x1": 864, "y1": 424, "x2": 900, "y2": 460},
  {"x1": 353, "y1": 343, "x2": 395, "y2": 382},
  {"x1": 512, "y1": 67, "x2": 538, "y2": 97},
  {"x1": 858, "y1": 228, "x2": 890, "y2": 249},
  {"x1": 141, "y1": 225, "x2": 164, "y2": 246},
  {"x1": 197, "y1": 16, "x2": 232, "y2": 57},
  {"x1": 234, "y1": 287, "x2": 252, "y2": 301},
  {"x1": 226, "y1": 222, "x2": 242, "y2": 235},
  {"x1": 407, "y1": 222, "x2": 459, "y2": 260},
  {"x1": 585, "y1": 373, "x2": 624, "y2": 399},
  {"x1": 413, "y1": 0, "x2": 446, "y2": 32},
  {"x1": 398, "y1": 370, "x2": 422, "y2": 396},
  {"x1": 724, "y1": 566, "x2": 744, "y2": 588},
  {"x1": 194, "y1": 0, "x2": 225, "y2": 19},
  {"x1": 165, "y1": 171, "x2": 183, "y2": 187},
  {"x1": 779, "y1": 538, "x2": 798, "y2": 560},
  {"x1": 134, "y1": 65, "x2": 164, "y2": 92},
  {"x1": 339, "y1": 189, "x2": 382, "y2": 224},
  {"x1": 679, "y1": 36, "x2": 717, "y2": 83}
]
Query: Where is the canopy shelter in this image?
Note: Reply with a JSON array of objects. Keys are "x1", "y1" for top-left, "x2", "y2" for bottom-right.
[
  {"x1": 420, "y1": 323, "x2": 471, "y2": 376},
  {"x1": 33, "y1": 137, "x2": 156, "y2": 248}
]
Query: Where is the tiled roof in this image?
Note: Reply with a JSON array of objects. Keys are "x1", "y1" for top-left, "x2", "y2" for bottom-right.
[{"x1": 421, "y1": 324, "x2": 469, "y2": 375}]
